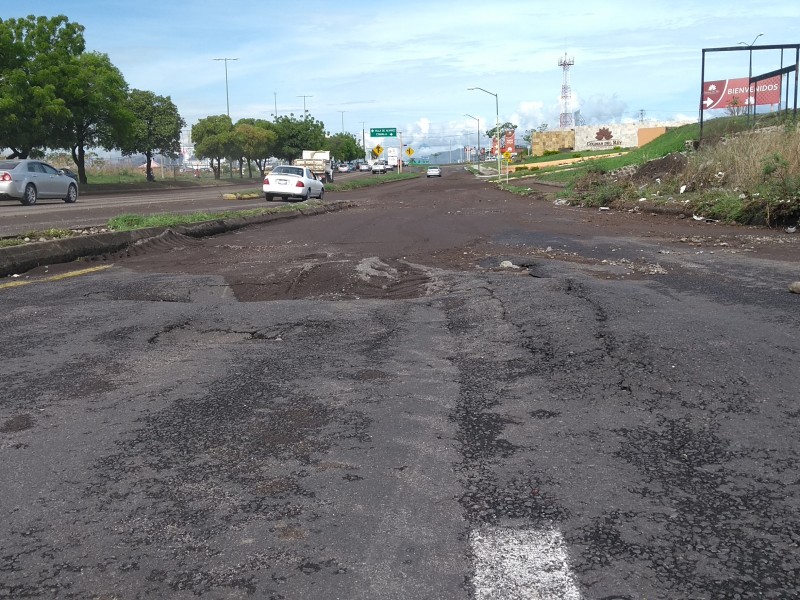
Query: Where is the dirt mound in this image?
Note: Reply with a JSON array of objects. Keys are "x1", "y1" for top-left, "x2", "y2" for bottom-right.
[{"x1": 632, "y1": 153, "x2": 688, "y2": 184}]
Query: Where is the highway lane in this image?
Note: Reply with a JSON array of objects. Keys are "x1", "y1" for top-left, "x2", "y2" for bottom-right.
[{"x1": 0, "y1": 170, "x2": 366, "y2": 236}]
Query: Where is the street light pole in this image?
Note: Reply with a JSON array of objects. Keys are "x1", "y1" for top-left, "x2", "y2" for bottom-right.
[
  {"x1": 465, "y1": 114, "x2": 480, "y2": 163},
  {"x1": 468, "y1": 87, "x2": 501, "y2": 182},
  {"x1": 338, "y1": 110, "x2": 346, "y2": 133},
  {"x1": 212, "y1": 58, "x2": 238, "y2": 117},
  {"x1": 738, "y1": 33, "x2": 764, "y2": 124},
  {"x1": 297, "y1": 95, "x2": 313, "y2": 116}
]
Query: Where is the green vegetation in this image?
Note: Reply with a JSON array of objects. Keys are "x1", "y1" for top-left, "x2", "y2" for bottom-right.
[
  {"x1": 327, "y1": 172, "x2": 419, "y2": 192},
  {"x1": 511, "y1": 115, "x2": 800, "y2": 227},
  {"x1": 107, "y1": 203, "x2": 319, "y2": 231}
]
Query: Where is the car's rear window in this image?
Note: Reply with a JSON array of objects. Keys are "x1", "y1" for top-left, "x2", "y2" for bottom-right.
[
  {"x1": 273, "y1": 166, "x2": 303, "y2": 176},
  {"x1": 0, "y1": 161, "x2": 20, "y2": 170}
]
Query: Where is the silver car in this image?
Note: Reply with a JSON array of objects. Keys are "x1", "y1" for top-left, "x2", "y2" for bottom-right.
[
  {"x1": 0, "y1": 159, "x2": 79, "y2": 205},
  {"x1": 262, "y1": 165, "x2": 325, "y2": 202}
]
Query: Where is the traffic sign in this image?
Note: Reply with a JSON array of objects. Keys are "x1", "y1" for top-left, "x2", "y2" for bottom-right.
[
  {"x1": 370, "y1": 127, "x2": 397, "y2": 137},
  {"x1": 373, "y1": 144, "x2": 384, "y2": 155},
  {"x1": 405, "y1": 147, "x2": 414, "y2": 157},
  {"x1": 502, "y1": 150, "x2": 512, "y2": 160}
]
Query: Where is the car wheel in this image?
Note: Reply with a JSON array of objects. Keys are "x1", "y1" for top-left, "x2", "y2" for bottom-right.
[
  {"x1": 302, "y1": 188, "x2": 311, "y2": 202},
  {"x1": 265, "y1": 193, "x2": 273, "y2": 202},
  {"x1": 21, "y1": 183, "x2": 37, "y2": 206},
  {"x1": 63, "y1": 183, "x2": 78, "y2": 203},
  {"x1": 318, "y1": 187, "x2": 325, "y2": 200}
]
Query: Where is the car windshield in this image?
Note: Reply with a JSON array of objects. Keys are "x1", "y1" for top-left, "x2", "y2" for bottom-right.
[{"x1": 272, "y1": 166, "x2": 303, "y2": 176}]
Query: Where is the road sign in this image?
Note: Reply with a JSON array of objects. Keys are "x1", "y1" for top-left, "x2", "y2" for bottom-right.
[
  {"x1": 502, "y1": 150, "x2": 512, "y2": 160},
  {"x1": 370, "y1": 127, "x2": 397, "y2": 137},
  {"x1": 373, "y1": 144, "x2": 384, "y2": 155},
  {"x1": 405, "y1": 148, "x2": 414, "y2": 157}
]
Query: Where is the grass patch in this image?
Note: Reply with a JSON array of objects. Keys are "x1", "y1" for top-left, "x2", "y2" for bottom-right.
[
  {"x1": 327, "y1": 171, "x2": 419, "y2": 191},
  {"x1": 107, "y1": 202, "x2": 313, "y2": 231}
]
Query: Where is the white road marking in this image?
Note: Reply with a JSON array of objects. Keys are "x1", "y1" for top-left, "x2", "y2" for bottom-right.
[{"x1": 470, "y1": 525, "x2": 582, "y2": 600}]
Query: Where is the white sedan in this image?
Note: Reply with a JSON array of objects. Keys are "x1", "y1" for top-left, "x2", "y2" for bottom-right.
[
  {"x1": 263, "y1": 166, "x2": 325, "y2": 202},
  {"x1": 426, "y1": 166, "x2": 442, "y2": 177}
]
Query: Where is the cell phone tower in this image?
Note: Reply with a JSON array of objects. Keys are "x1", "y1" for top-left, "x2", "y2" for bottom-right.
[{"x1": 558, "y1": 53, "x2": 575, "y2": 129}]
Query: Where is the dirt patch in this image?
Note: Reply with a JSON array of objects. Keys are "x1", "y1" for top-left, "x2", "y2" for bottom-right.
[{"x1": 631, "y1": 153, "x2": 688, "y2": 184}]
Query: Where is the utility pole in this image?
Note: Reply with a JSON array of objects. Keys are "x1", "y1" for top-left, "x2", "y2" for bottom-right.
[
  {"x1": 273, "y1": 91, "x2": 278, "y2": 119},
  {"x1": 297, "y1": 95, "x2": 313, "y2": 116},
  {"x1": 212, "y1": 57, "x2": 238, "y2": 117},
  {"x1": 361, "y1": 122, "x2": 366, "y2": 161},
  {"x1": 338, "y1": 110, "x2": 346, "y2": 133}
]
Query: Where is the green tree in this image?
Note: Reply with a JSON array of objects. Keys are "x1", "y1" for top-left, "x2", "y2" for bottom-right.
[
  {"x1": 324, "y1": 132, "x2": 362, "y2": 162},
  {"x1": 120, "y1": 89, "x2": 185, "y2": 181},
  {"x1": 0, "y1": 15, "x2": 85, "y2": 158},
  {"x1": 486, "y1": 121, "x2": 518, "y2": 140},
  {"x1": 234, "y1": 119, "x2": 277, "y2": 178},
  {"x1": 272, "y1": 114, "x2": 326, "y2": 161},
  {"x1": 192, "y1": 115, "x2": 234, "y2": 179},
  {"x1": 53, "y1": 52, "x2": 132, "y2": 183}
]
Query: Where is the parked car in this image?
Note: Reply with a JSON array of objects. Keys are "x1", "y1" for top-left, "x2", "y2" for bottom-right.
[
  {"x1": 426, "y1": 166, "x2": 442, "y2": 177},
  {"x1": 58, "y1": 167, "x2": 79, "y2": 181},
  {"x1": 262, "y1": 165, "x2": 325, "y2": 202},
  {"x1": 0, "y1": 159, "x2": 79, "y2": 205},
  {"x1": 371, "y1": 161, "x2": 387, "y2": 174}
]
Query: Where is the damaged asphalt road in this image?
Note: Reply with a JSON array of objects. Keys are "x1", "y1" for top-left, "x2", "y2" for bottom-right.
[{"x1": 1, "y1": 170, "x2": 799, "y2": 598}]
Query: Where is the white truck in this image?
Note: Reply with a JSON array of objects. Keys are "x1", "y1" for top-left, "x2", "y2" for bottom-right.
[
  {"x1": 387, "y1": 148, "x2": 399, "y2": 170},
  {"x1": 293, "y1": 150, "x2": 334, "y2": 183}
]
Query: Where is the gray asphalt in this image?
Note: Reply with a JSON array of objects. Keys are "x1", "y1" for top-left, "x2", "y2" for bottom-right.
[{"x1": 1, "y1": 175, "x2": 799, "y2": 598}]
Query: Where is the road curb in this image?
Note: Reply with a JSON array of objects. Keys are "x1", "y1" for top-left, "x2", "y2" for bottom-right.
[{"x1": 0, "y1": 200, "x2": 354, "y2": 278}]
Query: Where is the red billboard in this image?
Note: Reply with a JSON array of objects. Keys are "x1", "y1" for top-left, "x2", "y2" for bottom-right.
[
  {"x1": 702, "y1": 76, "x2": 782, "y2": 110},
  {"x1": 503, "y1": 130, "x2": 516, "y2": 152}
]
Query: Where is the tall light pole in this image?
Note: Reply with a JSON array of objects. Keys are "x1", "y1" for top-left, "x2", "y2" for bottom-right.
[
  {"x1": 361, "y1": 121, "x2": 367, "y2": 161},
  {"x1": 273, "y1": 91, "x2": 278, "y2": 120},
  {"x1": 465, "y1": 113, "x2": 480, "y2": 163},
  {"x1": 468, "y1": 86, "x2": 501, "y2": 182},
  {"x1": 338, "y1": 110, "x2": 346, "y2": 133},
  {"x1": 297, "y1": 95, "x2": 313, "y2": 116},
  {"x1": 212, "y1": 58, "x2": 238, "y2": 117},
  {"x1": 738, "y1": 33, "x2": 764, "y2": 124}
]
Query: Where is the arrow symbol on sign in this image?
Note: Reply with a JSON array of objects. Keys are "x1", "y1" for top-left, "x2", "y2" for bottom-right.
[{"x1": 703, "y1": 98, "x2": 714, "y2": 108}]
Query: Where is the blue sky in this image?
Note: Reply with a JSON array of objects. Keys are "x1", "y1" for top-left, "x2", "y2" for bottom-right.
[{"x1": 6, "y1": 0, "x2": 800, "y2": 156}]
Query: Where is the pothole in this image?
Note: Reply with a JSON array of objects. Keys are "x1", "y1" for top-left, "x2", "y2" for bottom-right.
[{"x1": 230, "y1": 257, "x2": 436, "y2": 301}]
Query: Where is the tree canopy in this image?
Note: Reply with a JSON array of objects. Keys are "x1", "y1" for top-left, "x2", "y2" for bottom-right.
[
  {"x1": 486, "y1": 121, "x2": 518, "y2": 140},
  {"x1": 121, "y1": 89, "x2": 185, "y2": 179},
  {"x1": 0, "y1": 15, "x2": 86, "y2": 158},
  {"x1": 272, "y1": 115, "x2": 326, "y2": 161},
  {"x1": 192, "y1": 115, "x2": 234, "y2": 179},
  {"x1": 325, "y1": 132, "x2": 363, "y2": 162}
]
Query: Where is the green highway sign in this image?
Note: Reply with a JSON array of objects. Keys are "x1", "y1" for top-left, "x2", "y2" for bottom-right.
[{"x1": 370, "y1": 127, "x2": 397, "y2": 137}]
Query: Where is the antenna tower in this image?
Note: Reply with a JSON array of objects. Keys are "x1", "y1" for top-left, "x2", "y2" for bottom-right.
[{"x1": 558, "y1": 53, "x2": 575, "y2": 129}]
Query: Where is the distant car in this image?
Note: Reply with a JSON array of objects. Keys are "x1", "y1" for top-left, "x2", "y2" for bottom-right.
[
  {"x1": 358, "y1": 162, "x2": 371, "y2": 172},
  {"x1": 262, "y1": 165, "x2": 325, "y2": 202},
  {"x1": 58, "y1": 167, "x2": 79, "y2": 181},
  {"x1": 337, "y1": 163, "x2": 350, "y2": 173},
  {"x1": 371, "y1": 161, "x2": 387, "y2": 174},
  {"x1": 426, "y1": 166, "x2": 442, "y2": 177},
  {"x1": 0, "y1": 159, "x2": 79, "y2": 205}
]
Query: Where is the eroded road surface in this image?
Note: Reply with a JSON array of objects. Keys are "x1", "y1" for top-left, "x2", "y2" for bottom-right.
[{"x1": 2, "y1": 170, "x2": 799, "y2": 599}]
